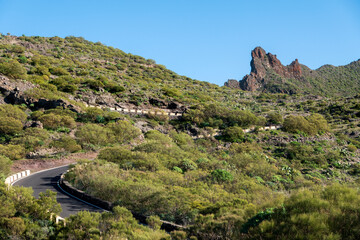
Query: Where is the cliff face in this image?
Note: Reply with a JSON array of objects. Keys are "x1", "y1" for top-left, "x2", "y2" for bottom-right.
[{"x1": 239, "y1": 47, "x2": 303, "y2": 92}]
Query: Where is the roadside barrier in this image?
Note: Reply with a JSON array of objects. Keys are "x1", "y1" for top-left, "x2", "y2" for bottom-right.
[
  {"x1": 192, "y1": 125, "x2": 282, "y2": 139},
  {"x1": 5, "y1": 170, "x2": 30, "y2": 185},
  {"x1": 84, "y1": 103, "x2": 184, "y2": 117}
]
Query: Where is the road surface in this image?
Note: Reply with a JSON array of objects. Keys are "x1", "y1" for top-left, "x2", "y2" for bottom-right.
[{"x1": 13, "y1": 165, "x2": 103, "y2": 218}]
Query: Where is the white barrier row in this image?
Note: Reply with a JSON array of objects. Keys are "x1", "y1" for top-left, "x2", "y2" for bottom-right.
[
  {"x1": 192, "y1": 125, "x2": 282, "y2": 139},
  {"x1": 5, "y1": 170, "x2": 31, "y2": 185},
  {"x1": 83, "y1": 103, "x2": 183, "y2": 117},
  {"x1": 243, "y1": 125, "x2": 281, "y2": 133}
]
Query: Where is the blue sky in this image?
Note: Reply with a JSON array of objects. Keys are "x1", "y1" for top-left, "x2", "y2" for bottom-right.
[{"x1": 0, "y1": 0, "x2": 359, "y2": 85}]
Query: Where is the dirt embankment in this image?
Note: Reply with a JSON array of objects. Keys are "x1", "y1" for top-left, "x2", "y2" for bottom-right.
[{"x1": 11, "y1": 151, "x2": 98, "y2": 173}]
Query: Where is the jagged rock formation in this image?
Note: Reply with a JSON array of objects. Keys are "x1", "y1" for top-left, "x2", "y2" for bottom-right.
[
  {"x1": 225, "y1": 47, "x2": 360, "y2": 96},
  {"x1": 238, "y1": 47, "x2": 304, "y2": 93}
]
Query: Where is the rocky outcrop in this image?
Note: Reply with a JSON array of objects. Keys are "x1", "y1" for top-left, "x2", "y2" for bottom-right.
[
  {"x1": 224, "y1": 79, "x2": 240, "y2": 89},
  {"x1": 239, "y1": 47, "x2": 303, "y2": 91},
  {"x1": 225, "y1": 47, "x2": 305, "y2": 93},
  {"x1": 0, "y1": 75, "x2": 81, "y2": 112}
]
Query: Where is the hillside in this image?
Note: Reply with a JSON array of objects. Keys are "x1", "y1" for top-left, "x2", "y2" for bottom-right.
[
  {"x1": 0, "y1": 34, "x2": 247, "y2": 112},
  {"x1": 225, "y1": 47, "x2": 360, "y2": 96},
  {"x1": 1, "y1": 34, "x2": 360, "y2": 239}
]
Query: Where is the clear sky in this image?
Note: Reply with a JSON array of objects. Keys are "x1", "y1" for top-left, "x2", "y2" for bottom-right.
[{"x1": 0, "y1": 0, "x2": 359, "y2": 85}]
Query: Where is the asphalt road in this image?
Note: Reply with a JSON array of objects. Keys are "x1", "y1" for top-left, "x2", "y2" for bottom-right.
[{"x1": 13, "y1": 165, "x2": 103, "y2": 218}]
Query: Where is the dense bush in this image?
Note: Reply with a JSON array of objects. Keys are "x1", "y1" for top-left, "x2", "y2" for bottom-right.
[
  {"x1": 0, "y1": 155, "x2": 12, "y2": 178},
  {"x1": 0, "y1": 104, "x2": 27, "y2": 123},
  {"x1": 0, "y1": 144, "x2": 25, "y2": 160},
  {"x1": 211, "y1": 169, "x2": 234, "y2": 183},
  {"x1": 50, "y1": 135, "x2": 81, "y2": 152},
  {"x1": 0, "y1": 59, "x2": 27, "y2": 79},
  {"x1": 184, "y1": 104, "x2": 259, "y2": 128},
  {"x1": 75, "y1": 123, "x2": 113, "y2": 147},
  {"x1": 106, "y1": 120, "x2": 141, "y2": 143},
  {"x1": 0, "y1": 117, "x2": 23, "y2": 135},
  {"x1": 249, "y1": 185, "x2": 360, "y2": 239},
  {"x1": 222, "y1": 126, "x2": 244, "y2": 142},
  {"x1": 283, "y1": 114, "x2": 329, "y2": 135},
  {"x1": 10, "y1": 128, "x2": 49, "y2": 152},
  {"x1": 38, "y1": 113, "x2": 76, "y2": 130},
  {"x1": 266, "y1": 112, "x2": 283, "y2": 125}
]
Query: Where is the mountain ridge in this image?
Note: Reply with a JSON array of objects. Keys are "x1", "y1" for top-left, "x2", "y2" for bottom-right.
[{"x1": 225, "y1": 47, "x2": 360, "y2": 96}]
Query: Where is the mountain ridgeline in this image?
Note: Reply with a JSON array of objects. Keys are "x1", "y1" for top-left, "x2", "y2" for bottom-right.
[{"x1": 225, "y1": 47, "x2": 360, "y2": 96}]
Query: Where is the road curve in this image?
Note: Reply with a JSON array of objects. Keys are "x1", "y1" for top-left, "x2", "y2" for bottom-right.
[{"x1": 13, "y1": 165, "x2": 103, "y2": 218}]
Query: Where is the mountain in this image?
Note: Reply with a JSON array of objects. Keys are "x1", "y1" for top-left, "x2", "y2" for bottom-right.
[
  {"x1": 2, "y1": 34, "x2": 360, "y2": 240},
  {"x1": 0, "y1": 34, "x2": 240, "y2": 113},
  {"x1": 225, "y1": 47, "x2": 360, "y2": 96}
]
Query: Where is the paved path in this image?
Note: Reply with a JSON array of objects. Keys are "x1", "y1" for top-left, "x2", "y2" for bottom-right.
[{"x1": 13, "y1": 165, "x2": 103, "y2": 218}]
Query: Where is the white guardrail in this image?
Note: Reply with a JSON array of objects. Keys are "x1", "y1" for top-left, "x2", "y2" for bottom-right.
[
  {"x1": 5, "y1": 170, "x2": 30, "y2": 185},
  {"x1": 84, "y1": 103, "x2": 183, "y2": 117},
  {"x1": 4, "y1": 170, "x2": 66, "y2": 225}
]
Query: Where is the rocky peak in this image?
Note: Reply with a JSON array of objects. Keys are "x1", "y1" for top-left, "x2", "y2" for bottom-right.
[{"x1": 227, "y1": 47, "x2": 304, "y2": 92}]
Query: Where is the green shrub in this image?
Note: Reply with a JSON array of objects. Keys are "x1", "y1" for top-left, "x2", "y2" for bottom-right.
[
  {"x1": 211, "y1": 169, "x2": 234, "y2": 183},
  {"x1": 307, "y1": 113, "x2": 329, "y2": 133},
  {"x1": 51, "y1": 135, "x2": 81, "y2": 152},
  {"x1": 0, "y1": 60, "x2": 27, "y2": 79},
  {"x1": 348, "y1": 144, "x2": 357, "y2": 152},
  {"x1": 283, "y1": 115, "x2": 315, "y2": 135},
  {"x1": 283, "y1": 114, "x2": 329, "y2": 135},
  {"x1": 266, "y1": 112, "x2": 284, "y2": 125},
  {"x1": 171, "y1": 230, "x2": 188, "y2": 240},
  {"x1": 0, "y1": 105, "x2": 27, "y2": 123},
  {"x1": 0, "y1": 155, "x2": 12, "y2": 176},
  {"x1": 10, "y1": 129, "x2": 48, "y2": 151},
  {"x1": 49, "y1": 67, "x2": 70, "y2": 76},
  {"x1": 0, "y1": 117, "x2": 23, "y2": 135},
  {"x1": 0, "y1": 144, "x2": 25, "y2": 160},
  {"x1": 38, "y1": 113, "x2": 76, "y2": 130},
  {"x1": 173, "y1": 166, "x2": 184, "y2": 174},
  {"x1": 146, "y1": 215, "x2": 162, "y2": 230},
  {"x1": 83, "y1": 107, "x2": 104, "y2": 122},
  {"x1": 106, "y1": 120, "x2": 141, "y2": 143},
  {"x1": 98, "y1": 146, "x2": 132, "y2": 164},
  {"x1": 75, "y1": 123, "x2": 113, "y2": 146},
  {"x1": 222, "y1": 126, "x2": 244, "y2": 142},
  {"x1": 180, "y1": 159, "x2": 197, "y2": 171}
]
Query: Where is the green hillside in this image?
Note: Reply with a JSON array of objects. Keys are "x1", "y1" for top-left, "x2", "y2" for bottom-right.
[{"x1": 1, "y1": 35, "x2": 360, "y2": 239}]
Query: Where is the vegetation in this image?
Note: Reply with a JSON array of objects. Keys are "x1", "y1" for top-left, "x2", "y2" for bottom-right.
[{"x1": 1, "y1": 34, "x2": 360, "y2": 239}]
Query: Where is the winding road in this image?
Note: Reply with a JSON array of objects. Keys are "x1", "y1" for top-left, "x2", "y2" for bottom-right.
[{"x1": 13, "y1": 165, "x2": 103, "y2": 218}]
